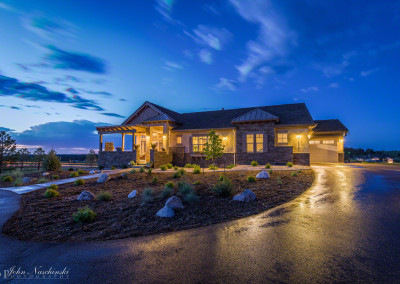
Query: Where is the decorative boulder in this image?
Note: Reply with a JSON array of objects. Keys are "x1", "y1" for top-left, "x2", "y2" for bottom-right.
[
  {"x1": 97, "y1": 173, "x2": 110, "y2": 183},
  {"x1": 128, "y1": 190, "x2": 137, "y2": 198},
  {"x1": 156, "y1": 205, "x2": 175, "y2": 218},
  {"x1": 256, "y1": 171, "x2": 270, "y2": 179},
  {"x1": 89, "y1": 170, "x2": 96, "y2": 174},
  {"x1": 22, "y1": 177, "x2": 32, "y2": 184},
  {"x1": 233, "y1": 189, "x2": 256, "y2": 202},
  {"x1": 165, "y1": 196, "x2": 184, "y2": 210},
  {"x1": 77, "y1": 191, "x2": 95, "y2": 201},
  {"x1": 42, "y1": 172, "x2": 49, "y2": 176}
]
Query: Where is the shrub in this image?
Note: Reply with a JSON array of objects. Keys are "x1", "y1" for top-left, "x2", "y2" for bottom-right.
[
  {"x1": 178, "y1": 181, "x2": 194, "y2": 196},
  {"x1": 43, "y1": 149, "x2": 61, "y2": 172},
  {"x1": 208, "y1": 164, "x2": 218, "y2": 170},
  {"x1": 160, "y1": 187, "x2": 174, "y2": 199},
  {"x1": 78, "y1": 169, "x2": 85, "y2": 175},
  {"x1": 2, "y1": 175, "x2": 13, "y2": 182},
  {"x1": 70, "y1": 172, "x2": 79, "y2": 177},
  {"x1": 97, "y1": 191, "x2": 112, "y2": 201},
  {"x1": 265, "y1": 163, "x2": 271, "y2": 169},
  {"x1": 291, "y1": 172, "x2": 298, "y2": 177},
  {"x1": 68, "y1": 167, "x2": 74, "y2": 171},
  {"x1": 141, "y1": 188, "x2": 154, "y2": 204},
  {"x1": 213, "y1": 177, "x2": 234, "y2": 197},
  {"x1": 52, "y1": 174, "x2": 59, "y2": 179},
  {"x1": 277, "y1": 176, "x2": 282, "y2": 185},
  {"x1": 130, "y1": 169, "x2": 136, "y2": 174},
  {"x1": 227, "y1": 164, "x2": 235, "y2": 169},
  {"x1": 12, "y1": 170, "x2": 24, "y2": 179},
  {"x1": 152, "y1": 177, "x2": 158, "y2": 184},
  {"x1": 160, "y1": 165, "x2": 167, "y2": 171},
  {"x1": 129, "y1": 161, "x2": 137, "y2": 167},
  {"x1": 184, "y1": 192, "x2": 199, "y2": 203},
  {"x1": 193, "y1": 165, "x2": 201, "y2": 174},
  {"x1": 269, "y1": 170, "x2": 273, "y2": 174},
  {"x1": 74, "y1": 178, "x2": 85, "y2": 186},
  {"x1": 287, "y1": 162, "x2": 294, "y2": 167},
  {"x1": 251, "y1": 161, "x2": 258, "y2": 166},
  {"x1": 246, "y1": 175, "x2": 256, "y2": 182},
  {"x1": 193, "y1": 181, "x2": 201, "y2": 185},
  {"x1": 48, "y1": 184, "x2": 58, "y2": 190},
  {"x1": 147, "y1": 168, "x2": 152, "y2": 175},
  {"x1": 165, "y1": 181, "x2": 174, "y2": 188},
  {"x1": 172, "y1": 171, "x2": 181, "y2": 179},
  {"x1": 173, "y1": 166, "x2": 179, "y2": 170},
  {"x1": 219, "y1": 174, "x2": 226, "y2": 181},
  {"x1": 73, "y1": 206, "x2": 96, "y2": 223},
  {"x1": 184, "y1": 163, "x2": 194, "y2": 168},
  {"x1": 166, "y1": 163, "x2": 173, "y2": 169},
  {"x1": 13, "y1": 179, "x2": 23, "y2": 186},
  {"x1": 297, "y1": 170, "x2": 302, "y2": 174},
  {"x1": 139, "y1": 167, "x2": 145, "y2": 173},
  {"x1": 43, "y1": 188, "x2": 59, "y2": 198},
  {"x1": 36, "y1": 178, "x2": 48, "y2": 184},
  {"x1": 111, "y1": 166, "x2": 116, "y2": 170},
  {"x1": 178, "y1": 168, "x2": 186, "y2": 175}
]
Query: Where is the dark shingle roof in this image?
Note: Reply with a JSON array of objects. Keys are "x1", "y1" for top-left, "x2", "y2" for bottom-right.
[
  {"x1": 147, "y1": 102, "x2": 184, "y2": 123},
  {"x1": 314, "y1": 119, "x2": 348, "y2": 133}
]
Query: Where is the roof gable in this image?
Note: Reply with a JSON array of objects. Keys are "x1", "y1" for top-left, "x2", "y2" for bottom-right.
[
  {"x1": 122, "y1": 101, "x2": 181, "y2": 125},
  {"x1": 232, "y1": 108, "x2": 279, "y2": 123},
  {"x1": 313, "y1": 119, "x2": 348, "y2": 133}
]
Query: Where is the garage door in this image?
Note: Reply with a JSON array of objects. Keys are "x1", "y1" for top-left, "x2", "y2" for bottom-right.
[{"x1": 309, "y1": 140, "x2": 338, "y2": 163}]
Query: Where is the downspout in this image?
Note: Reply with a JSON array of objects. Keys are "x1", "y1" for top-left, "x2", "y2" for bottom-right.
[{"x1": 233, "y1": 128, "x2": 236, "y2": 165}]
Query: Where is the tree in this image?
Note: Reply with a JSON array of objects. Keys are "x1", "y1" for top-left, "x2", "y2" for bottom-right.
[
  {"x1": 17, "y1": 148, "x2": 31, "y2": 170},
  {"x1": 33, "y1": 148, "x2": 46, "y2": 173},
  {"x1": 43, "y1": 148, "x2": 61, "y2": 172},
  {"x1": 86, "y1": 149, "x2": 98, "y2": 167},
  {"x1": 203, "y1": 130, "x2": 225, "y2": 169},
  {"x1": 0, "y1": 131, "x2": 17, "y2": 173}
]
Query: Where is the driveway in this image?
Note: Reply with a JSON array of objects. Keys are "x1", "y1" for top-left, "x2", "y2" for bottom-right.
[{"x1": 1, "y1": 164, "x2": 400, "y2": 283}]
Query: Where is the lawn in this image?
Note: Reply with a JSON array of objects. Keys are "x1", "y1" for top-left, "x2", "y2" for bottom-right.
[{"x1": 3, "y1": 169, "x2": 314, "y2": 242}]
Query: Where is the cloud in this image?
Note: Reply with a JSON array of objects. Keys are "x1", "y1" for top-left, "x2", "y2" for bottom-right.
[
  {"x1": 55, "y1": 75, "x2": 84, "y2": 84},
  {"x1": 230, "y1": 0, "x2": 296, "y2": 81},
  {"x1": 15, "y1": 63, "x2": 32, "y2": 72},
  {"x1": 329, "y1": 83, "x2": 339, "y2": 88},
  {"x1": 22, "y1": 13, "x2": 76, "y2": 40},
  {"x1": 155, "y1": 0, "x2": 181, "y2": 25},
  {"x1": 186, "y1": 25, "x2": 232, "y2": 51},
  {"x1": 101, "y1": 112, "x2": 125, "y2": 118},
  {"x1": 78, "y1": 89, "x2": 113, "y2": 97},
  {"x1": 66, "y1": 87, "x2": 79, "y2": 94},
  {"x1": 44, "y1": 45, "x2": 107, "y2": 74},
  {"x1": 212, "y1": 78, "x2": 237, "y2": 92},
  {"x1": 0, "y1": 74, "x2": 104, "y2": 111},
  {"x1": 10, "y1": 120, "x2": 110, "y2": 153},
  {"x1": 361, "y1": 68, "x2": 379, "y2": 77},
  {"x1": 0, "y1": 105, "x2": 21, "y2": 110},
  {"x1": 0, "y1": 2, "x2": 15, "y2": 12},
  {"x1": 198, "y1": 49, "x2": 213, "y2": 64},
  {"x1": 21, "y1": 104, "x2": 41, "y2": 109},
  {"x1": 0, "y1": 126, "x2": 14, "y2": 132},
  {"x1": 163, "y1": 61, "x2": 184, "y2": 71},
  {"x1": 301, "y1": 86, "x2": 319, "y2": 93}
]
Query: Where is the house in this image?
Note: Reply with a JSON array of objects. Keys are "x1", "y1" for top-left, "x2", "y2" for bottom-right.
[{"x1": 96, "y1": 101, "x2": 349, "y2": 168}]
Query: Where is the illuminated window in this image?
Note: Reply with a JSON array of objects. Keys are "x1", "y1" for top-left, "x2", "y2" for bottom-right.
[
  {"x1": 177, "y1": 136, "x2": 182, "y2": 144},
  {"x1": 192, "y1": 136, "x2": 208, "y2": 152},
  {"x1": 256, "y1": 134, "x2": 263, "y2": 152},
  {"x1": 277, "y1": 133, "x2": 288, "y2": 144},
  {"x1": 309, "y1": 140, "x2": 320, "y2": 144},
  {"x1": 246, "y1": 134, "x2": 254, "y2": 152},
  {"x1": 323, "y1": 140, "x2": 334, "y2": 144}
]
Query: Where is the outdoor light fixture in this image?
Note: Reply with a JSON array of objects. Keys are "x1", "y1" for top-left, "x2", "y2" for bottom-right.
[
  {"x1": 339, "y1": 139, "x2": 344, "y2": 143},
  {"x1": 163, "y1": 135, "x2": 166, "y2": 139},
  {"x1": 296, "y1": 135, "x2": 301, "y2": 139},
  {"x1": 308, "y1": 134, "x2": 311, "y2": 139},
  {"x1": 223, "y1": 136, "x2": 227, "y2": 141},
  {"x1": 296, "y1": 135, "x2": 301, "y2": 151}
]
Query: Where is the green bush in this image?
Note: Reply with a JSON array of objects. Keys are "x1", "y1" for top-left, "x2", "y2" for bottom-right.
[
  {"x1": 178, "y1": 181, "x2": 194, "y2": 196},
  {"x1": 269, "y1": 170, "x2": 273, "y2": 174},
  {"x1": 165, "y1": 181, "x2": 174, "y2": 188},
  {"x1": 277, "y1": 176, "x2": 282, "y2": 185},
  {"x1": 297, "y1": 170, "x2": 302, "y2": 174},
  {"x1": 213, "y1": 177, "x2": 234, "y2": 197},
  {"x1": 219, "y1": 174, "x2": 226, "y2": 181},
  {"x1": 129, "y1": 161, "x2": 137, "y2": 167},
  {"x1": 147, "y1": 168, "x2": 152, "y2": 175},
  {"x1": 78, "y1": 169, "x2": 85, "y2": 175},
  {"x1": 227, "y1": 164, "x2": 235, "y2": 169},
  {"x1": 48, "y1": 184, "x2": 58, "y2": 190},
  {"x1": 193, "y1": 181, "x2": 201, "y2": 185},
  {"x1": 44, "y1": 188, "x2": 59, "y2": 198},
  {"x1": 287, "y1": 162, "x2": 294, "y2": 167},
  {"x1": 291, "y1": 171, "x2": 298, "y2": 177},
  {"x1": 13, "y1": 179, "x2": 23, "y2": 186},
  {"x1": 12, "y1": 170, "x2": 24, "y2": 179},
  {"x1": 111, "y1": 166, "x2": 116, "y2": 170},
  {"x1": 130, "y1": 169, "x2": 137, "y2": 174},
  {"x1": 68, "y1": 167, "x2": 74, "y2": 171},
  {"x1": 52, "y1": 174, "x2": 59, "y2": 179},
  {"x1": 141, "y1": 188, "x2": 154, "y2": 204},
  {"x1": 160, "y1": 187, "x2": 174, "y2": 199},
  {"x1": 246, "y1": 175, "x2": 256, "y2": 182},
  {"x1": 172, "y1": 171, "x2": 181, "y2": 179},
  {"x1": 160, "y1": 165, "x2": 167, "y2": 171},
  {"x1": 178, "y1": 168, "x2": 186, "y2": 175},
  {"x1": 139, "y1": 167, "x2": 145, "y2": 173},
  {"x1": 70, "y1": 172, "x2": 79, "y2": 177},
  {"x1": 251, "y1": 161, "x2": 258, "y2": 166},
  {"x1": 2, "y1": 175, "x2": 13, "y2": 182},
  {"x1": 193, "y1": 165, "x2": 201, "y2": 174},
  {"x1": 173, "y1": 166, "x2": 179, "y2": 170},
  {"x1": 43, "y1": 149, "x2": 61, "y2": 172},
  {"x1": 36, "y1": 178, "x2": 48, "y2": 184},
  {"x1": 152, "y1": 177, "x2": 158, "y2": 184},
  {"x1": 74, "y1": 178, "x2": 85, "y2": 186},
  {"x1": 73, "y1": 206, "x2": 96, "y2": 223},
  {"x1": 208, "y1": 164, "x2": 218, "y2": 170},
  {"x1": 184, "y1": 192, "x2": 199, "y2": 203},
  {"x1": 265, "y1": 163, "x2": 271, "y2": 169},
  {"x1": 97, "y1": 191, "x2": 112, "y2": 201},
  {"x1": 166, "y1": 163, "x2": 173, "y2": 169},
  {"x1": 184, "y1": 163, "x2": 194, "y2": 168}
]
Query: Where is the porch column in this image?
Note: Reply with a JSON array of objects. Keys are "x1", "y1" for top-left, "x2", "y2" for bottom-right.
[
  {"x1": 163, "y1": 123, "x2": 170, "y2": 153},
  {"x1": 121, "y1": 133, "x2": 125, "y2": 151},
  {"x1": 132, "y1": 133, "x2": 135, "y2": 151},
  {"x1": 99, "y1": 133, "x2": 103, "y2": 152}
]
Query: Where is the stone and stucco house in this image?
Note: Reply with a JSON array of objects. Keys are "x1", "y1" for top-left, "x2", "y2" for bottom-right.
[{"x1": 96, "y1": 101, "x2": 348, "y2": 168}]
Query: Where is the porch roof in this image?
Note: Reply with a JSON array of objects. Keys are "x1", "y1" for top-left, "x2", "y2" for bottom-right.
[{"x1": 96, "y1": 124, "x2": 148, "y2": 133}]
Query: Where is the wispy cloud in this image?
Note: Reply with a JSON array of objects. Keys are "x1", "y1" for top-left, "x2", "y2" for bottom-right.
[
  {"x1": 301, "y1": 86, "x2": 319, "y2": 93},
  {"x1": 315, "y1": 51, "x2": 357, "y2": 77},
  {"x1": 78, "y1": 89, "x2": 113, "y2": 97},
  {"x1": 186, "y1": 25, "x2": 232, "y2": 51},
  {"x1": 198, "y1": 49, "x2": 213, "y2": 64},
  {"x1": 329, "y1": 83, "x2": 339, "y2": 88},
  {"x1": 163, "y1": 61, "x2": 184, "y2": 71},
  {"x1": 0, "y1": 126, "x2": 15, "y2": 132},
  {"x1": 0, "y1": 105, "x2": 21, "y2": 110},
  {"x1": 22, "y1": 13, "x2": 76, "y2": 40},
  {"x1": 155, "y1": 0, "x2": 181, "y2": 25},
  {"x1": 212, "y1": 78, "x2": 237, "y2": 92},
  {"x1": 360, "y1": 68, "x2": 379, "y2": 77},
  {"x1": 101, "y1": 112, "x2": 125, "y2": 118},
  {"x1": 0, "y1": 1, "x2": 15, "y2": 12}
]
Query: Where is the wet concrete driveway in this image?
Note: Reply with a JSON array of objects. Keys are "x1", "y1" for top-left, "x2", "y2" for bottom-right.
[{"x1": 1, "y1": 164, "x2": 400, "y2": 283}]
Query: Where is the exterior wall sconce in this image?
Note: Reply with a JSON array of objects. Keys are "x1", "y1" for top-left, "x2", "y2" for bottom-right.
[
  {"x1": 296, "y1": 135, "x2": 301, "y2": 151},
  {"x1": 223, "y1": 136, "x2": 227, "y2": 141},
  {"x1": 163, "y1": 135, "x2": 166, "y2": 139},
  {"x1": 339, "y1": 139, "x2": 344, "y2": 143},
  {"x1": 308, "y1": 134, "x2": 311, "y2": 139}
]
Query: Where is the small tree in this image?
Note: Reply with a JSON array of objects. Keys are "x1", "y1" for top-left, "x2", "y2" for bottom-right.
[
  {"x1": 43, "y1": 148, "x2": 61, "y2": 172},
  {"x1": 0, "y1": 131, "x2": 17, "y2": 173},
  {"x1": 33, "y1": 148, "x2": 46, "y2": 173},
  {"x1": 86, "y1": 149, "x2": 98, "y2": 167},
  {"x1": 203, "y1": 130, "x2": 225, "y2": 170},
  {"x1": 17, "y1": 148, "x2": 31, "y2": 170}
]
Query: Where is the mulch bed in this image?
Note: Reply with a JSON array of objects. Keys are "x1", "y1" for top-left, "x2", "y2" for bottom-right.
[{"x1": 2, "y1": 170, "x2": 314, "y2": 242}]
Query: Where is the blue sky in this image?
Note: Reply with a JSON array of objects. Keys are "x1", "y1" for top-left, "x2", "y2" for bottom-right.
[{"x1": 0, "y1": 0, "x2": 399, "y2": 153}]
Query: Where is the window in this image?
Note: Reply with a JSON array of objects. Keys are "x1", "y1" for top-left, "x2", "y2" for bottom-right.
[
  {"x1": 192, "y1": 136, "x2": 208, "y2": 152},
  {"x1": 246, "y1": 134, "x2": 254, "y2": 152},
  {"x1": 256, "y1": 134, "x2": 263, "y2": 152},
  {"x1": 323, "y1": 140, "x2": 334, "y2": 144},
  {"x1": 309, "y1": 140, "x2": 320, "y2": 144},
  {"x1": 277, "y1": 133, "x2": 288, "y2": 144},
  {"x1": 177, "y1": 136, "x2": 182, "y2": 144}
]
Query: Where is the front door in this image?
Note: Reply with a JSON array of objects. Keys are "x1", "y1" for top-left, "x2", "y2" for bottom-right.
[{"x1": 140, "y1": 140, "x2": 146, "y2": 156}]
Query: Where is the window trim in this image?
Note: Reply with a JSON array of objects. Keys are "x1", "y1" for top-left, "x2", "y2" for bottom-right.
[
  {"x1": 276, "y1": 132, "x2": 288, "y2": 145},
  {"x1": 192, "y1": 135, "x2": 208, "y2": 153},
  {"x1": 176, "y1": 135, "x2": 182, "y2": 145},
  {"x1": 246, "y1": 133, "x2": 264, "y2": 153}
]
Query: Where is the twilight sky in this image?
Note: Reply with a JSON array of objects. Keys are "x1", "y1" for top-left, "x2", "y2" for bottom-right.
[{"x1": 0, "y1": 0, "x2": 399, "y2": 153}]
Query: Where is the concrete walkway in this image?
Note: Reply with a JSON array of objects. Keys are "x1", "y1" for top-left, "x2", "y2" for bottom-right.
[{"x1": 0, "y1": 169, "x2": 130, "y2": 195}]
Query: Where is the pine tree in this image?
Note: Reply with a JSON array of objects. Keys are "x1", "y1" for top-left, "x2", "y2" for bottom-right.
[
  {"x1": 0, "y1": 131, "x2": 17, "y2": 173},
  {"x1": 33, "y1": 148, "x2": 46, "y2": 173},
  {"x1": 17, "y1": 148, "x2": 31, "y2": 170},
  {"x1": 43, "y1": 148, "x2": 61, "y2": 172}
]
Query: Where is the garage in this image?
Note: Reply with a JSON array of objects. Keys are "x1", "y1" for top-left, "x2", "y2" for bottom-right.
[{"x1": 310, "y1": 139, "x2": 339, "y2": 163}]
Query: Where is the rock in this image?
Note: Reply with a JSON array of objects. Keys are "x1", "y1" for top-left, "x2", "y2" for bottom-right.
[
  {"x1": 120, "y1": 173, "x2": 127, "y2": 178},
  {"x1": 156, "y1": 206, "x2": 175, "y2": 218},
  {"x1": 97, "y1": 173, "x2": 110, "y2": 183},
  {"x1": 31, "y1": 177, "x2": 38, "y2": 183},
  {"x1": 233, "y1": 189, "x2": 256, "y2": 202},
  {"x1": 165, "y1": 196, "x2": 184, "y2": 210},
  {"x1": 128, "y1": 190, "x2": 137, "y2": 198},
  {"x1": 89, "y1": 170, "x2": 96, "y2": 174},
  {"x1": 256, "y1": 171, "x2": 270, "y2": 179},
  {"x1": 77, "y1": 191, "x2": 95, "y2": 201},
  {"x1": 42, "y1": 172, "x2": 49, "y2": 176},
  {"x1": 22, "y1": 177, "x2": 32, "y2": 184}
]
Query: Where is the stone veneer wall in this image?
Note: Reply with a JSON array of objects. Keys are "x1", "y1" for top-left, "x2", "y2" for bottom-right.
[
  {"x1": 293, "y1": 153, "x2": 310, "y2": 166},
  {"x1": 150, "y1": 150, "x2": 173, "y2": 168},
  {"x1": 338, "y1": 153, "x2": 344, "y2": 163},
  {"x1": 170, "y1": 146, "x2": 185, "y2": 166},
  {"x1": 98, "y1": 150, "x2": 136, "y2": 169}
]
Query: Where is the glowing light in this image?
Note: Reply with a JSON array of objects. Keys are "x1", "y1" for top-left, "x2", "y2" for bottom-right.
[
  {"x1": 296, "y1": 135, "x2": 301, "y2": 139},
  {"x1": 163, "y1": 135, "x2": 166, "y2": 139},
  {"x1": 339, "y1": 139, "x2": 344, "y2": 143},
  {"x1": 308, "y1": 134, "x2": 311, "y2": 139},
  {"x1": 223, "y1": 136, "x2": 227, "y2": 141}
]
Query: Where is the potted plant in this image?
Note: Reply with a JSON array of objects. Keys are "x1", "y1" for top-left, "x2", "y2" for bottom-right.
[
  {"x1": 161, "y1": 148, "x2": 166, "y2": 152},
  {"x1": 134, "y1": 144, "x2": 139, "y2": 150},
  {"x1": 151, "y1": 143, "x2": 157, "y2": 150}
]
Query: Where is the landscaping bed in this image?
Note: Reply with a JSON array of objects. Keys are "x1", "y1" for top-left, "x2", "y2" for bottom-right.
[{"x1": 3, "y1": 169, "x2": 314, "y2": 242}]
